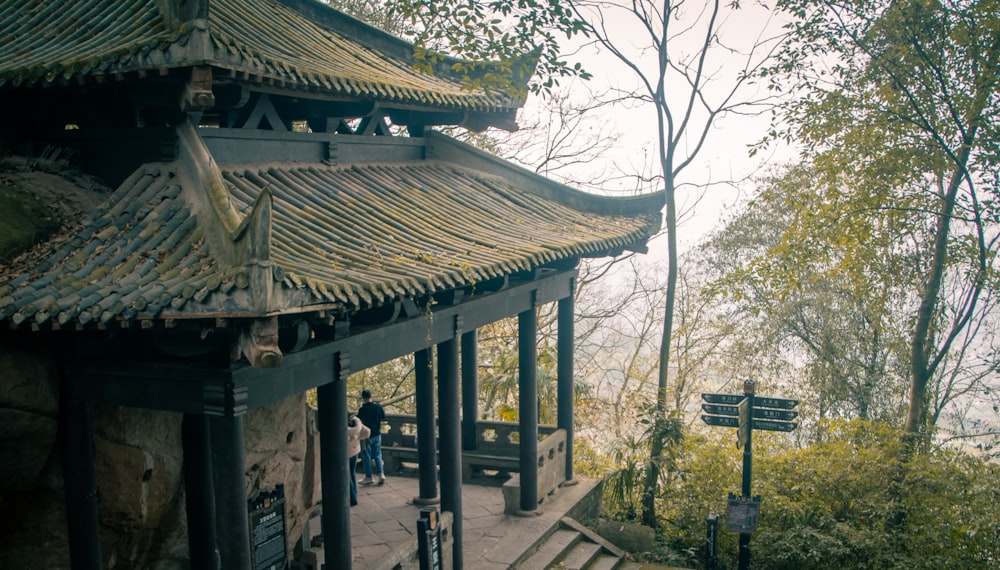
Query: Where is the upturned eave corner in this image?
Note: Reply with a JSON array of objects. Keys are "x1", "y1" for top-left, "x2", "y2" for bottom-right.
[{"x1": 424, "y1": 131, "x2": 666, "y2": 218}]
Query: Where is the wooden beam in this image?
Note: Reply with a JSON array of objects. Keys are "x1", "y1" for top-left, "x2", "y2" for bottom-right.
[
  {"x1": 517, "y1": 302, "x2": 539, "y2": 514},
  {"x1": 557, "y1": 281, "x2": 576, "y2": 482},
  {"x1": 69, "y1": 270, "x2": 577, "y2": 415},
  {"x1": 59, "y1": 372, "x2": 102, "y2": 569},
  {"x1": 414, "y1": 348, "x2": 438, "y2": 504},
  {"x1": 318, "y1": 352, "x2": 352, "y2": 570},
  {"x1": 182, "y1": 414, "x2": 220, "y2": 568},
  {"x1": 437, "y1": 335, "x2": 464, "y2": 569}
]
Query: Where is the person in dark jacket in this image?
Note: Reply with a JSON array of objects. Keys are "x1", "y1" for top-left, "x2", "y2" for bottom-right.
[{"x1": 357, "y1": 389, "x2": 386, "y2": 485}]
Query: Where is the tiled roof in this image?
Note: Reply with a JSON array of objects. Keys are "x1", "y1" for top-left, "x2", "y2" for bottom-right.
[
  {"x1": 0, "y1": 0, "x2": 520, "y2": 112},
  {"x1": 0, "y1": 129, "x2": 661, "y2": 328}
]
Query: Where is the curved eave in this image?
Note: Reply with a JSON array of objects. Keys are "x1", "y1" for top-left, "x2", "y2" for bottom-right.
[
  {"x1": 0, "y1": 0, "x2": 525, "y2": 115},
  {"x1": 0, "y1": 157, "x2": 660, "y2": 330}
]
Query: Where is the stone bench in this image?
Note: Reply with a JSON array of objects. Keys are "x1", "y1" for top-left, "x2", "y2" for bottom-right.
[
  {"x1": 501, "y1": 428, "x2": 567, "y2": 514},
  {"x1": 378, "y1": 415, "x2": 565, "y2": 486}
]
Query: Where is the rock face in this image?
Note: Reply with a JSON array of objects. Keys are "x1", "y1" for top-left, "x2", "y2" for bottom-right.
[
  {"x1": 0, "y1": 156, "x2": 109, "y2": 265},
  {"x1": 0, "y1": 345, "x2": 66, "y2": 568},
  {"x1": 594, "y1": 517, "x2": 657, "y2": 553},
  {"x1": 0, "y1": 343, "x2": 321, "y2": 569}
]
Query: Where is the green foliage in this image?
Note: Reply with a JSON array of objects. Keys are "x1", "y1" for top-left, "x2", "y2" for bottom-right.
[
  {"x1": 347, "y1": 355, "x2": 417, "y2": 413},
  {"x1": 759, "y1": 1, "x2": 1000, "y2": 437},
  {"x1": 323, "y1": 0, "x2": 408, "y2": 34},
  {"x1": 704, "y1": 164, "x2": 913, "y2": 427},
  {"x1": 654, "y1": 431, "x2": 744, "y2": 567},
  {"x1": 476, "y1": 317, "x2": 565, "y2": 423},
  {"x1": 386, "y1": 0, "x2": 591, "y2": 96},
  {"x1": 600, "y1": 434, "x2": 651, "y2": 522},
  {"x1": 658, "y1": 420, "x2": 1000, "y2": 569}
]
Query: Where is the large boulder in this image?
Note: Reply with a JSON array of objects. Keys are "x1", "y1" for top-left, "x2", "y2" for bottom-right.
[
  {"x1": 0, "y1": 339, "x2": 322, "y2": 569},
  {"x1": 0, "y1": 345, "x2": 68, "y2": 568},
  {"x1": 92, "y1": 406, "x2": 185, "y2": 569},
  {"x1": 245, "y1": 393, "x2": 322, "y2": 560},
  {"x1": 0, "y1": 156, "x2": 108, "y2": 264},
  {"x1": 0, "y1": 345, "x2": 59, "y2": 491}
]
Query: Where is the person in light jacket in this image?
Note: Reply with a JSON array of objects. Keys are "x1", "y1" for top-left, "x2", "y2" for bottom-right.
[{"x1": 347, "y1": 414, "x2": 371, "y2": 506}]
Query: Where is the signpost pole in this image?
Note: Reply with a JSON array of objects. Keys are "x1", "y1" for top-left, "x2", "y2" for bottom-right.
[
  {"x1": 702, "y1": 385, "x2": 798, "y2": 568},
  {"x1": 706, "y1": 513, "x2": 719, "y2": 570},
  {"x1": 739, "y1": 380, "x2": 754, "y2": 570}
]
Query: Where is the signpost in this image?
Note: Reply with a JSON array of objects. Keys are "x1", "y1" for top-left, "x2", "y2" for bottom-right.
[
  {"x1": 700, "y1": 382, "x2": 799, "y2": 570},
  {"x1": 417, "y1": 507, "x2": 443, "y2": 570}
]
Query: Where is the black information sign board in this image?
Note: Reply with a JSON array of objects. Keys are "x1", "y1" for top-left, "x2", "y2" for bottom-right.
[
  {"x1": 726, "y1": 493, "x2": 761, "y2": 533},
  {"x1": 754, "y1": 408, "x2": 798, "y2": 421},
  {"x1": 418, "y1": 507, "x2": 443, "y2": 570},
  {"x1": 248, "y1": 485, "x2": 286, "y2": 570}
]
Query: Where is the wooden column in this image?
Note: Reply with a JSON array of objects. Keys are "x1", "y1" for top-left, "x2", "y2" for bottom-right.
[
  {"x1": 182, "y1": 414, "x2": 220, "y2": 569},
  {"x1": 414, "y1": 348, "x2": 439, "y2": 504},
  {"x1": 461, "y1": 330, "x2": 478, "y2": 451},
  {"x1": 209, "y1": 414, "x2": 251, "y2": 570},
  {"x1": 438, "y1": 334, "x2": 464, "y2": 569},
  {"x1": 59, "y1": 373, "x2": 102, "y2": 569},
  {"x1": 557, "y1": 286, "x2": 575, "y2": 482},
  {"x1": 518, "y1": 303, "x2": 539, "y2": 514},
  {"x1": 318, "y1": 352, "x2": 351, "y2": 570}
]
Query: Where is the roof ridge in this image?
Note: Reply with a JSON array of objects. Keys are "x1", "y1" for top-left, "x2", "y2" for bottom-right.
[{"x1": 176, "y1": 119, "x2": 280, "y2": 313}]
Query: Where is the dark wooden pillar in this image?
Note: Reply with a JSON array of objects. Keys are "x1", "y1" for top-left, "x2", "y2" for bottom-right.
[
  {"x1": 557, "y1": 286, "x2": 575, "y2": 482},
  {"x1": 59, "y1": 373, "x2": 102, "y2": 569},
  {"x1": 318, "y1": 352, "x2": 351, "y2": 570},
  {"x1": 209, "y1": 414, "x2": 251, "y2": 570},
  {"x1": 438, "y1": 334, "x2": 464, "y2": 569},
  {"x1": 461, "y1": 330, "x2": 478, "y2": 451},
  {"x1": 518, "y1": 304, "x2": 539, "y2": 514},
  {"x1": 414, "y1": 348, "x2": 439, "y2": 504},
  {"x1": 182, "y1": 414, "x2": 220, "y2": 569}
]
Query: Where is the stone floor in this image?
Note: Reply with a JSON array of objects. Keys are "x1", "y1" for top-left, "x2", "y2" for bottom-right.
[{"x1": 304, "y1": 469, "x2": 602, "y2": 570}]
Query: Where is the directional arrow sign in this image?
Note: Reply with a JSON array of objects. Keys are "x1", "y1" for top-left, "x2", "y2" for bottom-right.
[
  {"x1": 753, "y1": 419, "x2": 798, "y2": 432},
  {"x1": 704, "y1": 416, "x2": 800, "y2": 432},
  {"x1": 702, "y1": 415, "x2": 739, "y2": 428},
  {"x1": 701, "y1": 393, "x2": 745, "y2": 405},
  {"x1": 755, "y1": 396, "x2": 799, "y2": 409},
  {"x1": 754, "y1": 408, "x2": 799, "y2": 421},
  {"x1": 702, "y1": 403, "x2": 739, "y2": 416}
]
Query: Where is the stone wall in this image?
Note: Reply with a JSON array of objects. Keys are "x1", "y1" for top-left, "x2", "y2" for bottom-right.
[{"x1": 0, "y1": 343, "x2": 322, "y2": 569}]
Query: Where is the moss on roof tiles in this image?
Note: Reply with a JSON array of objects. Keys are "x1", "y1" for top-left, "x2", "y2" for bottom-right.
[
  {"x1": 0, "y1": 0, "x2": 519, "y2": 112},
  {"x1": 0, "y1": 144, "x2": 659, "y2": 328}
]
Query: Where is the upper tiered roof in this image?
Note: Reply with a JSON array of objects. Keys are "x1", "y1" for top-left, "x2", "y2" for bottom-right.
[{"x1": 1, "y1": 0, "x2": 525, "y2": 127}]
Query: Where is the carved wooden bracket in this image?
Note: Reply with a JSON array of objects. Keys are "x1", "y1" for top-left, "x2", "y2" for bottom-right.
[
  {"x1": 182, "y1": 66, "x2": 215, "y2": 111},
  {"x1": 235, "y1": 317, "x2": 282, "y2": 368}
]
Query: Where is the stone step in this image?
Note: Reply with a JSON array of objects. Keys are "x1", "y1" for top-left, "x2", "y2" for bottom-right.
[
  {"x1": 559, "y1": 541, "x2": 603, "y2": 570},
  {"x1": 517, "y1": 529, "x2": 582, "y2": 570},
  {"x1": 588, "y1": 553, "x2": 626, "y2": 570}
]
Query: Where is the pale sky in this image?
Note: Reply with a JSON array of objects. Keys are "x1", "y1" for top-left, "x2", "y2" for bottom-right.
[{"x1": 515, "y1": 1, "x2": 795, "y2": 253}]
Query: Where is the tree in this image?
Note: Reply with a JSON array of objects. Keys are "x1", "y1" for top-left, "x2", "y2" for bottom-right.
[
  {"x1": 763, "y1": 0, "x2": 1000, "y2": 443},
  {"x1": 705, "y1": 164, "x2": 914, "y2": 431},
  {"x1": 559, "y1": 0, "x2": 783, "y2": 527},
  {"x1": 329, "y1": 0, "x2": 783, "y2": 528}
]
